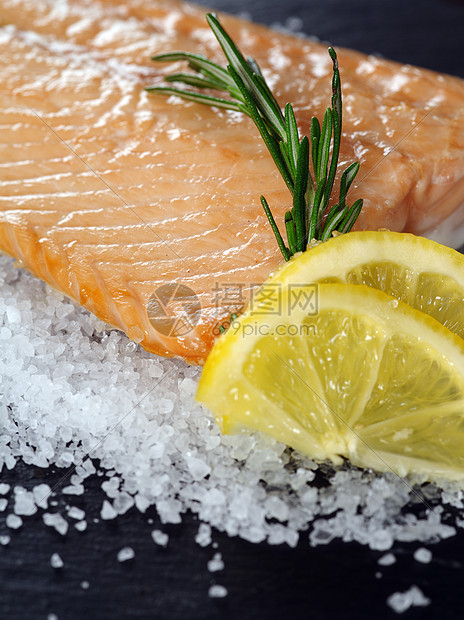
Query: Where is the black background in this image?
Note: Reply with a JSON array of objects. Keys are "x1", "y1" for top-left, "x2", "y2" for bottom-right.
[{"x1": 1, "y1": 1, "x2": 464, "y2": 619}]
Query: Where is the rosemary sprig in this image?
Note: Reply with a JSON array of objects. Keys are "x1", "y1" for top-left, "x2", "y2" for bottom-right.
[{"x1": 147, "y1": 13, "x2": 363, "y2": 260}]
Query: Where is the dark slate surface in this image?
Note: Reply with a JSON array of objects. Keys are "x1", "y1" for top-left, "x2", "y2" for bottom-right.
[
  {"x1": 1, "y1": 1, "x2": 463, "y2": 619},
  {"x1": 208, "y1": 0, "x2": 464, "y2": 77}
]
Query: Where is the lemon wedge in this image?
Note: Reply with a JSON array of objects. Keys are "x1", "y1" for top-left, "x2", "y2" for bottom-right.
[
  {"x1": 255, "y1": 231, "x2": 464, "y2": 338},
  {"x1": 197, "y1": 283, "x2": 464, "y2": 481}
]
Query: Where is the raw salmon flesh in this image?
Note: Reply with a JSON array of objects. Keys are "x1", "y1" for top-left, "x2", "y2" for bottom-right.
[{"x1": 0, "y1": 0, "x2": 463, "y2": 363}]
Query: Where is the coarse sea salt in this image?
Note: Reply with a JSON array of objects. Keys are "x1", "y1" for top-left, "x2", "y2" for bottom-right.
[
  {"x1": 67, "y1": 506, "x2": 85, "y2": 521},
  {"x1": 195, "y1": 523, "x2": 212, "y2": 548},
  {"x1": 387, "y1": 585, "x2": 430, "y2": 613},
  {"x1": 1, "y1": 254, "x2": 464, "y2": 558},
  {"x1": 414, "y1": 547, "x2": 433, "y2": 564},
  {"x1": 43, "y1": 513, "x2": 69, "y2": 536},
  {"x1": 32, "y1": 484, "x2": 52, "y2": 509},
  {"x1": 100, "y1": 500, "x2": 117, "y2": 520},
  {"x1": 378, "y1": 553, "x2": 396, "y2": 567},
  {"x1": 74, "y1": 520, "x2": 87, "y2": 532},
  {"x1": 208, "y1": 584, "x2": 228, "y2": 599},
  {"x1": 6, "y1": 514, "x2": 23, "y2": 530},
  {"x1": 207, "y1": 552, "x2": 225, "y2": 573},
  {"x1": 117, "y1": 546, "x2": 135, "y2": 562},
  {"x1": 14, "y1": 487, "x2": 38, "y2": 516},
  {"x1": 50, "y1": 553, "x2": 64, "y2": 569},
  {"x1": 151, "y1": 529, "x2": 169, "y2": 547}
]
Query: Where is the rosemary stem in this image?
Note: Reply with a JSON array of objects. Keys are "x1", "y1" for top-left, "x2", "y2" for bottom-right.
[
  {"x1": 147, "y1": 14, "x2": 363, "y2": 259},
  {"x1": 293, "y1": 136, "x2": 310, "y2": 252},
  {"x1": 261, "y1": 197, "x2": 291, "y2": 261}
]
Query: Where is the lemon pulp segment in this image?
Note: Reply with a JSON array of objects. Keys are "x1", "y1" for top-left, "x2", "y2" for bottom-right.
[
  {"x1": 255, "y1": 231, "x2": 464, "y2": 338},
  {"x1": 197, "y1": 283, "x2": 464, "y2": 480}
]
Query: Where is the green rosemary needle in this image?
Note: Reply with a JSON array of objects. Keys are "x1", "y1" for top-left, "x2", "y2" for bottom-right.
[{"x1": 147, "y1": 13, "x2": 363, "y2": 261}]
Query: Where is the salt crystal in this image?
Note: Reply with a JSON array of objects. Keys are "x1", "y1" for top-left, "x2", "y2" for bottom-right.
[
  {"x1": 67, "y1": 507, "x2": 85, "y2": 521},
  {"x1": 0, "y1": 499, "x2": 7, "y2": 512},
  {"x1": 58, "y1": 451, "x2": 74, "y2": 466},
  {"x1": 56, "y1": 303, "x2": 74, "y2": 319},
  {"x1": 369, "y1": 529, "x2": 394, "y2": 551},
  {"x1": 14, "y1": 487, "x2": 37, "y2": 516},
  {"x1": 290, "y1": 469, "x2": 315, "y2": 491},
  {"x1": 151, "y1": 530, "x2": 169, "y2": 547},
  {"x1": 309, "y1": 522, "x2": 335, "y2": 545},
  {"x1": 101, "y1": 477, "x2": 119, "y2": 498},
  {"x1": 158, "y1": 398, "x2": 174, "y2": 414},
  {"x1": 113, "y1": 492, "x2": 134, "y2": 515},
  {"x1": 186, "y1": 455, "x2": 211, "y2": 481},
  {"x1": 0, "y1": 483, "x2": 10, "y2": 495},
  {"x1": 100, "y1": 500, "x2": 117, "y2": 520},
  {"x1": 414, "y1": 548, "x2": 432, "y2": 564},
  {"x1": 50, "y1": 553, "x2": 64, "y2": 568},
  {"x1": 284, "y1": 529, "x2": 299, "y2": 548},
  {"x1": 74, "y1": 520, "x2": 87, "y2": 532},
  {"x1": 148, "y1": 364, "x2": 163, "y2": 378},
  {"x1": 156, "y1": 498, "x2": 182, "y2": 523},
  {"x1": 208, "y1": 585, "x2": 228, "y2": 599},
  {"x1": 378, "y1": 553, "x2": 396, "y2": 566},
  {"x1": 6, "y1": 514, "x2": 23, "y2": 529},
  {"x1": 387, "y1": 586, "x2": 431, "y2": 613},
  {"x1": 32, "y1": 484, "x2": 51, "y2": 509},
  {"x1": 267, "y1": 526, "x2": 286, "y2": 546},
  {"x1": 134, "y1": 493, "x2": 150, "y2": 514},
  {"x1": 0, "y1": 535, "x2": 11, "y2": 545},
  {"x1": 195, "y1": 523, "x2": 212, "y2": 547},
  {"x1": 62, "y1": 485, "x2": 84, "y2": 496},
  {"x1": 43, "y1": 513, "x2": 68, "y2": 536},
  {"x1": 117, "y1": 547, "x2": 135, "y2": 562},
  {"x1": 207, "y1": 553, "x2": 224, "y2": 573},
  {"x1": 80, "y1": 581, "x2": 90, "y2": 590},
  {"x1": 0, "y1": 326, "x2": 11, "y2": 339},
  {"x1": 264, "y1": 496, "x2": 289, "y2": 522},
  {"x1": 6, "y1": 305, "x2": 21, "y2": 324},
  {"x1": 47, "y1": 614, "x2": 59, "y2": 620}
]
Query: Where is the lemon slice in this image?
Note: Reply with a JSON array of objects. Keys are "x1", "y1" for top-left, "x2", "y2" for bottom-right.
[
  {"x1": 197, "y1": 283, "x2": 464, "y2": 481},
  {"x1": 255, "y1": 231, "x2": 464, "y2": 338}
]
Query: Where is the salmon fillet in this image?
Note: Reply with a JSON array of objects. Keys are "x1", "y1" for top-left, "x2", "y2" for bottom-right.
[{"x1": 0, "y1": 0, "x2": 463, "y2": 363}]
